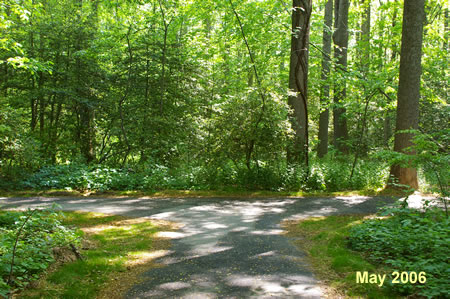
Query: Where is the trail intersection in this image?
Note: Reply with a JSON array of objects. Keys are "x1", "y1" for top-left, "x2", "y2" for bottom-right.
[{"x1": 1, "y1": 195, "x2": 396, "y2": 298}]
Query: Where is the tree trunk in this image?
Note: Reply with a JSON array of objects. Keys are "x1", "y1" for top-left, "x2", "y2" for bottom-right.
[
  {"x1": 445, "y1": 8, "x2": 448, "y2": 51},
  {"x1": 383, "y1": 110, "x2": 392, "y2": 147},
  {"x1": 29, "y1": 0, "x2": 37, "y2": 131},
  {"x1": 38, "y1": 27, "x2": 46, "y2": 138},
  {"x1": 38, "y1": 73, "x2": 45, "y2": 137},
  {"x1": 76, "y1": 0, "x2": 96, "y2": 163},
  {"x1": 318, "y1": 0, "x2": 333, "y2": 158},
  {"x1": 356, "y1": 0, "x2": 371, "y2": 157},
  {"x1": 383, "y1": 1, "x2": 398, "y2": 148},
  {"x1": 288, "y1": 0, "x2": 312, "y2": 166},
  {"x1": 158, "y1": 0, "x2": 170, "y2": 116},
  {"x1": 389, "y1": 0, "x2": 425, "y2": 190},
  {"x1": 332, "y1": 0, "x2": 349, "y2": 154}
]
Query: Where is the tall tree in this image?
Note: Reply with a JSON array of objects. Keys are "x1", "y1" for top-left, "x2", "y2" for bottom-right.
[
  {"x1": 288, "y1": 0, "x2": 312, "y2": 165},
  {"x1": 389, "y1": 0, "x2": 425, "y2": 189},
  {"x1": 383, "y1": 0, "x2": 399, "y2": 148},
  {"x1": 75, "y1": 0, "x2": 98, "y2": 163},
  {"x1": 158, "y1": 0, "x2": 171, "y2": 116},
  {"x1": 332, "y1": 0, "x2": 349, "y2": 154},
  {"x1": 317, "y1": 0, "x2": 333, "y2": 158}
]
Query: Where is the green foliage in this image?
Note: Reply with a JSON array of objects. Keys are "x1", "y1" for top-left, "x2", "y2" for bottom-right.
[
  {"x1": 281, "y1": 156, "x2": 388, "y2": 192},
  {"x1": 0, "y1": 106, "x2": 43, "y2": 187},
  {"x1": 0, "y1": 0, "x2": 447, "y2": 193},
  {"x1": 19, "y1": 156, "x2": 389, "y2": 192},
  {"x1": 288, "y1": 215, "x2": 396, "y2": 298},
  {"x1": 22, "y1": 164, "x2": 140, "y2": 191},
  {"x1": 18, "y1": 211, "x2": 163, "y2": 299},
  {"x1": 0, "y1": 208, "x2": 81, "y2": 297},
  {"x1": 348, "y1": 205, "x2": 449, "y2": 298},
  {"x1": 377, "y1": 128, "x2": 449, "y2": 210},
  {"x1": 412, "y1": 130, "x2": 449, "y2": 199}
]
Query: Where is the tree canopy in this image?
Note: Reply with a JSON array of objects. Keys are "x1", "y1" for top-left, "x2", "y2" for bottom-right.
[{"x1": 0, "y1": 0, "x2": 448, "y2": 193}]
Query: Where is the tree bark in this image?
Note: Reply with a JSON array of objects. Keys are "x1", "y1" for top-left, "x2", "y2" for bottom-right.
[
  {"x1": 332, "y1": 0, "x2": 349, "y2": 154},
  {"x1": 29, "y1": 0, "x2": 37, "y2": 131},
  {"x1": 158, "y1": 0, "x2": 171, "y2": 116},
  {"x1": 318, "y1": 0, "x2": 333, "y2": 158},
  {"x1": 288, "y1": 0, "x2": 312, "y2": 166},
  {"x1": 76, "y1": 0, "x2": 96, "y2": 163},
  {"x1": 389, "y1": 0, "x2": 425, "y2": 190},
  {"x1": 383, "y1": 1, "x2": 398, "y2": 148}
]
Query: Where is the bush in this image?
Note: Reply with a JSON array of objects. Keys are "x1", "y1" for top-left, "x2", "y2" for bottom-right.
[
  {"x1": 18, "y1": 156, "x2": 389, "y2": 192},
  {"x1": 348, "y1": 205, "x2": 449, "y2": 298},
  {"x1": 21, "y1": 164, "x2": 142, "y2": 191},
  {"x1": 279, "y1": 157, "x2": 388, "y2": 192},
  {"x1": 0, "y1": 207, "x2": 81, "y2": 297}
]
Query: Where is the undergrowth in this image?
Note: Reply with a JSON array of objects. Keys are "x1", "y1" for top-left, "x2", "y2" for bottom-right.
[
  {"x1": 18, "y1": 211, "x2": 169, "y2": 299},
  {"x1": 348, "y1": 204, "x2": 449, "y2": 298},
  {"x1": 288, "y1": 201, "x2": 449, "y2": 298},
  {"x1": 13, "y1": 156, "x2": 389, "y2": 192},
  {"x1": 0, "y1": 208, "x2": 81, "y2": 298}
]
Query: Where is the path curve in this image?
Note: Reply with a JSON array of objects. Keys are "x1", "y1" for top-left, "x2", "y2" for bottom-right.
[{"x1": 0, "y1": 196, "x2": 396, "y2": 298}]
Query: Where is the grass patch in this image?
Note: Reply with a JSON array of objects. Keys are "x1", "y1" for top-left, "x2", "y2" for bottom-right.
[
  {"x1": 283, "y1": 215, "x2": 399, "y2": 298},
  {"x1": 17, "y1": 211, "x2": 179, "y2": 299}
]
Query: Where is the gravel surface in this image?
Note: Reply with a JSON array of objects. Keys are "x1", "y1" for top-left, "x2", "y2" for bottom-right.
[{"x1": 0, "y1": 195, "x2": 397, "y2": 298}]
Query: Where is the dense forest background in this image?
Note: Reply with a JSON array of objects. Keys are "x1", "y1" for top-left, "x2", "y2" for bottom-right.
[{"x1": 0, "y1": 0, "x2": 448, "y2": 192}]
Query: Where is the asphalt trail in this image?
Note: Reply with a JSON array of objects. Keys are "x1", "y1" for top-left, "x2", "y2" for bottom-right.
[{"x1": 0, "y1": 196, "x2": 396, "y2": 298}]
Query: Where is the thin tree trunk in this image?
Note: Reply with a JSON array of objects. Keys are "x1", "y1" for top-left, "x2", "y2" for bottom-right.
[
  {"x1": 389, "y1": 0, "x2": 425, "y2": 189},
  {"x1": 383, "y1": 111, "x2": 392, "y2": 147},
  {"x1": 229, "y1": 0, "x2": 267, "y2": 170},
  {"x1": 119, "y1": 27, "x2": 134, "y2": 166},
  {"x1": 332, "y1": 0, "x2": 349, "y2": 154},
  {"x1": 158, "y1": 0, "x2": 171, "y2": 116},
  {"x1": 38, "y1": 73, "x2": 45, "y2": 137},
  {"x1": 350, "y1": 92, "x2": 374, "y2": 180},
  {"x1": 318, "y1": 0, "x2": 333, "y2": 158},
  {"x1": 30, "y1": 0, "x2": 37, "y2": 131},
  {"x1": 288, "y1": 0, "x2": 312, "y2": 166},
  {"x1": 358, "y1": 0, "x2": 370, "y2": 156},
  {"x1": 383, "y1": 1, "x2": 398, "y2": 148}
]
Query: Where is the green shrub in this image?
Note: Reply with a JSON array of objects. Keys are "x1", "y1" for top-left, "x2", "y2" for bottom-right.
[
  {"x1": 18, "y1": 156, "x2": 389, "y2": 192},
  {"x1": 0, "y1": 207, "x2": 81, "y2": 297},
  {"x1": 21, "y1": 164, "x2": 143, "y2": 191},
  {"x1": 348, "y1": 205, "x2": 449, "y2": 298}
]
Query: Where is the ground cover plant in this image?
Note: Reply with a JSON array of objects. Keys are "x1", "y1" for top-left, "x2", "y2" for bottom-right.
[
  {"x1": 14, "y1": 156, "x2": 389, "y2": 193},
  {"x1": 284, "y1": 215, "x2": 396, "y2": 298},
  {"x1": 0, "y1": 210, "x2": 176, "y2": 299},
  {"x1": 348, "y1": 204, "x2": 449, "y2": 298},
  {"x1": 0, "y1": 207, "x2": 81, "y2": 298},
  {"x1": 285, "y1": 202, "x2": 449, "y2": 298},
  {"x1": 16, "y1": 211, "x2": 176, "y2": 299}
]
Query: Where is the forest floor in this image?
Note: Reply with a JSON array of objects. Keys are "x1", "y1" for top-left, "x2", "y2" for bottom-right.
[{"x1": 0, "y1": 195, "x2": 402, "y2": 298}]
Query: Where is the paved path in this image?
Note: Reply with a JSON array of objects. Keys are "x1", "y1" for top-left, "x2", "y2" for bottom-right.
[{"x1": 0, "y1": 195, "x2": 396, "y2": 298}]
